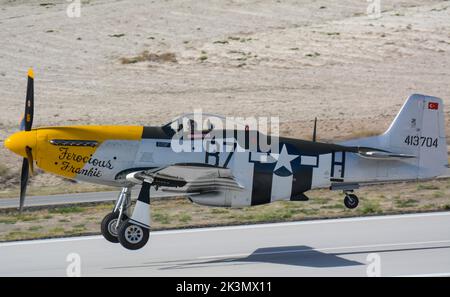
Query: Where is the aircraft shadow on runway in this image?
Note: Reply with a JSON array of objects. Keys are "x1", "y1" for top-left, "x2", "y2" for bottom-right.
[
  {"x1": 104, "y1": 244, "x2": 450, "y2": 272},
  {"x1": 158, "y1": 245, "x2": 364, "y2": 270},
  {"x1": 155, "y1": 244, "x2": 450, "y2": 271},
  {"x1": 231, "y1": 245, "x2": 363, "y2": 268}
]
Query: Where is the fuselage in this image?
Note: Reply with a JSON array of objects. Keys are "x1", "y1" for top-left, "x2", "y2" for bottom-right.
[{"x1": 5, "y1": 124, "x2": 426, "y2": 208}]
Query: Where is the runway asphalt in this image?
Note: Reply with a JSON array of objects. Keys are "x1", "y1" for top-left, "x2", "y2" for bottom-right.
[
  {"x1": 0, "y1": 187, "x2": 181, "y2": 209},
  {"x1": 0, "y1": 191, "x2": 122, "y2": 209},
  {"x1": 0, "y1": 212, "x2": 449, "y2": 277}
]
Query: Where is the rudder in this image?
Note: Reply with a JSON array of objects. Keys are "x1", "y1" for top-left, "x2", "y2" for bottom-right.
[{"x1": 384, "y1": 94, "x2": 447, "y2": 178}]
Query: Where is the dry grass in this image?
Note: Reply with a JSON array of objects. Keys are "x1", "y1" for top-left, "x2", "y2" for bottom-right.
[
  {"x1": 0, "y1": 182, "x2": 115, "y2": 199},
  {"x1": 120, "y1": 51, "x2": 177, "y2": 64},
  {"x1": 1, "y1": 178, "x2": 450, "y2": 242}
]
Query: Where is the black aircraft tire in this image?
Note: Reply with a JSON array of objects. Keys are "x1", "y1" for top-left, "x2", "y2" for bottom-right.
[
  {"x1": 101, "y1": 212, "x2": 128, "y2": 243},
  {"x1": 344, "y1": 194, "x2": 359, "y2": 209},
  {"x1": 118, "y1": 219, "x2": 150, "y2": 250}
]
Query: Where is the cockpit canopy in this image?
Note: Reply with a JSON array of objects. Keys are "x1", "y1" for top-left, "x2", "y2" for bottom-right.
[
  {"x1": 160, "y1": 113, "x2": 279, "y2": 154},
  {"x1": 162, "y1": 113, "x2": 249, "y2": 136}
]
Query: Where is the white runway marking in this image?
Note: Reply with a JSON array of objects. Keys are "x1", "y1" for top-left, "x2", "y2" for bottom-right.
[
  {"x1": 394, "y1": 272, "x2": 450, "y2": 277},
  {"x1": 0, "y1": 211, "x2": 449, "y2": 247},
  {"x1": 197, "y1": 239, "x2": 450, "y2": 260}
]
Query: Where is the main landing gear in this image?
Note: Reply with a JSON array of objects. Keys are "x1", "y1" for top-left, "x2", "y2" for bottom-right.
[
  {"x1": 100, "y1": 185, "x2": 151, "y2": 250},
  {"x1": 100, "y1": 212, "x2": 128, "y2": 243},
  {"x1": 344, "y1": 191, "x2": 359, "y2": 209}
]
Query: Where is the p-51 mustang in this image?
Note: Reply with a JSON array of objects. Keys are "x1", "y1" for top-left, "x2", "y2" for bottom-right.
[{"x1": 4, "y1": 69, "x2": 448, "y2": 250}]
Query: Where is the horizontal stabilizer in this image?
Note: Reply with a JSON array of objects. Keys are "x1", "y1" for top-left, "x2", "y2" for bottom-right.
[{"x1": 357, "y1": 150, "x2": 416, "y2": 160}]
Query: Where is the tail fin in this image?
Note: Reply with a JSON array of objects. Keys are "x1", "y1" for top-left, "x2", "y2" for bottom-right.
[
  {"x1": 342, "y1": 94, "x2": 448, "y2": 179},
  {"x1": 384, "y1": 94, "x2": 447, "y2": 178}
]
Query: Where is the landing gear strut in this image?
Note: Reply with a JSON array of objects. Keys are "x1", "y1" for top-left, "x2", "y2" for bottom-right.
[
  {"x1": 344, "y1": 191, "x2": 359, "y2": 209},
  {"x1": 117, "y1": 182, "x2": 152, "y2": 250},
  {"x1": 100, "y1": 187, "x2": 132, "y2": 243}
]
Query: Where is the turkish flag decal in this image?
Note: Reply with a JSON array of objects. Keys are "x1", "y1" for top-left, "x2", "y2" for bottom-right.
[{"x1": 428, "y1": 102, "x2": 439, "y2": 110}]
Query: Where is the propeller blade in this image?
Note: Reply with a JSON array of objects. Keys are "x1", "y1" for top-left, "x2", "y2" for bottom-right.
[
  {"x1": 19, "y1": 157, "x2": 29, "y2": 212},
  {"x1": 18, "y1": 69, "x2": 35, "y2": 213},
  {"x1": 25, "y1": 146, "x2": 34, "y2": 175},
  {"x1": 19, "y1": 115, "x2": 26, "y2": 131},
  {"x1": 23, "y1": 68, "x2": 34, "y2": 131}
]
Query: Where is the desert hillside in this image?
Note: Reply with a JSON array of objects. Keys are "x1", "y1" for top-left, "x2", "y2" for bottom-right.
[{"x1": 0, "y1": 0, "x2": 449, "y2": 192}]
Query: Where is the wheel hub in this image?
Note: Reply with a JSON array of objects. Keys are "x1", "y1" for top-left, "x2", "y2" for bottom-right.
[
  {"x1": 125, "y1": 225, "x2": 143, "y2": 244},
  {"x1": 107, "y1": 218, "x2": 119, "y2": 236},
  {"x1": 347, "y1": 197, "x2": 355, "y2": 205}
]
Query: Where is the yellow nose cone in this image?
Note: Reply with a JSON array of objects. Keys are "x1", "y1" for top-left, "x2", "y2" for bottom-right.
[{"x1": 4, "y1": 131, "x2": 37, "y2": 158}]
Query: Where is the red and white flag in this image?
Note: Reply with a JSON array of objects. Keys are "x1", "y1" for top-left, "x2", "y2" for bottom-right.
[{"x1": 428, "y1": 102, "x2": 439, "y2": 110}]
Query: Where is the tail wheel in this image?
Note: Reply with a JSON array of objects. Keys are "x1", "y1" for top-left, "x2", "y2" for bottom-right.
[
  {"x1": 344, "y1": 194, "x2": 359, "y2": 209},
  {"x1": 118, "y1": 219, "x2": 150, "y2": 250},
  {"x1": 101, "y1": 212, "x2": 128, "y2": 243}
]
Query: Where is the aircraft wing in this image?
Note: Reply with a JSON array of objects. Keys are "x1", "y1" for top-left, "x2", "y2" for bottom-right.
[{"x1": 125, "y1": 164, "x2": 244, "y2": 195}]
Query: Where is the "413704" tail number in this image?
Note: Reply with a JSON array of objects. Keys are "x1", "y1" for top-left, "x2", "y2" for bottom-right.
[{"x1": 404, "y1": 135, "x2": 438, "y2": 147}]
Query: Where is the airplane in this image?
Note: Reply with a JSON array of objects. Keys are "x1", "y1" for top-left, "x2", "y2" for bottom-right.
[{"x1": 3, "y1": 69, "x2": 448, "y2": 250}]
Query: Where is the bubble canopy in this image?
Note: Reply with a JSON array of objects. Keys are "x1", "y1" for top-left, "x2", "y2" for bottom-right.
[
  {"x1": 161, "y1": 113, "x2": 278, "y2": 154},
  {"x1": 161, "y1": 113, "x2": 250, "y2": 134}
]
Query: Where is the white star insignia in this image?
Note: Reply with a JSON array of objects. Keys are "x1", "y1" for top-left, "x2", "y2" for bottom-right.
[{"x1": 271, "y1": 145, "x2": 298, "y2": 174}]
